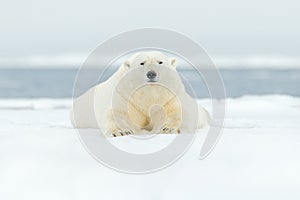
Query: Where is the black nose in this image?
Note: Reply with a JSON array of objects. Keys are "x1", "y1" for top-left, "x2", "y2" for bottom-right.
[{"x1": 146, "y1": 71, "x2": 157, "y2": 79}]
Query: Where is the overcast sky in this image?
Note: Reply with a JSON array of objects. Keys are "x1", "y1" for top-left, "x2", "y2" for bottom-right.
[{"x1": 1, "y1": 0, "x2": 300, "y2": 58}]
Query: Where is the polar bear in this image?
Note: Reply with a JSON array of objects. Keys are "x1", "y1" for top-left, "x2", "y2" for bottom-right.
[{"x1": 70, "y1": 51, "x2": 210, "y2": 137}]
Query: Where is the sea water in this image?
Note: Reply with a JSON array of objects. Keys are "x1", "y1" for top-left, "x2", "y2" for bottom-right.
[{"x1": 0, "y1": 68, "x2": 299, "y2": 98}]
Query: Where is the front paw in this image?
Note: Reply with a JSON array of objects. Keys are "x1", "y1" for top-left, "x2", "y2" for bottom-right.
[
  {"x1": 161, "y1": 124, "x2": 181, "y2": 134},
  {"x1": 110, "y1": 129, "x2": 134, "y2": 137}
]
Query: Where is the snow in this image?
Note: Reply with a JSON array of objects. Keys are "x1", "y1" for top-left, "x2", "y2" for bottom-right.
[{"x1": 0, "y1": 96, "x2": 300, "y2": 200}]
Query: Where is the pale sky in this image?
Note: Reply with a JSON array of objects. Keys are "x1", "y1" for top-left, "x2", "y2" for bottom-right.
[{"x1": 1, "y1": 0, "x2": 299, "y2": 57}]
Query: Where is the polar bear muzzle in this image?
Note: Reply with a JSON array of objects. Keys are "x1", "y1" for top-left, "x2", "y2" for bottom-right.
[{"x1": 146, "y1": 70, "x2": 158, "y2": 82}]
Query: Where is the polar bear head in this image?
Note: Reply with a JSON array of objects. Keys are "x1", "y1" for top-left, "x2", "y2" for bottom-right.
[{"x1": 121, "y1": 51, "x2": 178, "y2": 83}]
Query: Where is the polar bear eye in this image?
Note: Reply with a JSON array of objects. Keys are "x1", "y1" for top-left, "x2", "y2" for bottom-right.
[
  {"x1": 158, "y1": 61, "x2": 163, "y2": 64},
  {"x1": 140, "y1": 62, "x2": 145, "y2": 66}
]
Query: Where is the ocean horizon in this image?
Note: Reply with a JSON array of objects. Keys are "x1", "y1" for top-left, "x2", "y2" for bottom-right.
[{"x1": 0, "y1": 68, "x2": 299, "y2": 98}]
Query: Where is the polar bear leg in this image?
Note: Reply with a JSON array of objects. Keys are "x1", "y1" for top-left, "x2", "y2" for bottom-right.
[
  {"x1": 161, "y1": 115, "x2": 182, "y2": 134},
  {"x1": 105, "y1": 108, "x2": 135, "y2": 137},
  {"x1": 160, "y1": 97, "x2": 182, "y2": 134}
]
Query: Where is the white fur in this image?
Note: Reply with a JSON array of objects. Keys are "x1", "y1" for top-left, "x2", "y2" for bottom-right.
[{"x1": 70, "y1": 51, "x2": 210, "y2": 136}]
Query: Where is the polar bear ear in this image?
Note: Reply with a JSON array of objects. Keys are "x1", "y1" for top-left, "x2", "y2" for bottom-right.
[
  {"x1": 123, "y1": 60, "x2": 130, "y2": 69},
  {"x1": 170, "y1": 58, "x2": 178, "y2": 68}
]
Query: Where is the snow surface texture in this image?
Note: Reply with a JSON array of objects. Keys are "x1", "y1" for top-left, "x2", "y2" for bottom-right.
[{"x1": 0, "y1": 95, "x2": 300, "y2": 200}]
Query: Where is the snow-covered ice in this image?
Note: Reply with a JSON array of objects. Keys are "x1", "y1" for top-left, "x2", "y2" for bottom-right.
[{"x1": 0, "y1": 95, "x2": 300, "y2": 200}]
